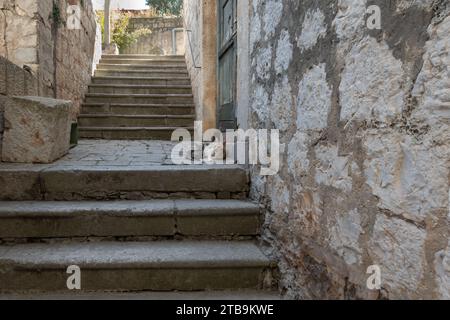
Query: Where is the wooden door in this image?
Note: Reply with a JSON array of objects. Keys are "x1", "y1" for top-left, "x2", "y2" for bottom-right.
[{"x1": 217, "y1": 0, "x2": 237, "y2": 131}]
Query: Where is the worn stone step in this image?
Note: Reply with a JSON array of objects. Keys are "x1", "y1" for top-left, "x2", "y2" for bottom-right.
[
  {"x1": 0, "y1": 200, "x2": 260, "y2": 239},
  {"x1": 81, "y1": 103, "x2": 195, "y2": 116},
  {"x1": 91, "y1": 76, "x2": 191, "y2": 86},
  {"x1": 95, "y1": 69, "x2": 189, "y2": 78},
  {"x1": 100, "y1": 59, "x2": 186, "y2": 66},
  {"x1": 0, "y1": 241, "x2": 275, "y2": 292},
  {"x1": 79, "y1": 126, "x2": 193, "y2": 140},
  {"x1": 97, "y1": 64, "x2": 187, "y2": 71},
  {"x1": 0, "y1": 290, "x2": 281, "y2": 300},
  {"x1": 78, "y1": 114, "x2": 194, "y2": 127},
  {"x1": 0, "y1": 165, "x2": 249, "y2": 201},
  {"x1": 85, "y1": 93, "x2": 194, "y2": 105},
  {"x1": 101, "y1": 54, "x2": 185, "y2": 61},
  {"x1": 88, "y1": 84, "x2": 192, "y2": 95}
]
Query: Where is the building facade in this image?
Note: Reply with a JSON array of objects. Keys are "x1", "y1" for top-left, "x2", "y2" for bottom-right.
[{"x1": 183, "y1": 0, "x2": 450, "y2": 299}]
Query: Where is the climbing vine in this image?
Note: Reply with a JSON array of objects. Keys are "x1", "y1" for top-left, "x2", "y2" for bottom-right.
[
  {"x1": 145, "y1": 0, "x2": 183, "y2": 16},
  {"x1": 98, "y1": 11, "x2": 151, "y2": 51}
]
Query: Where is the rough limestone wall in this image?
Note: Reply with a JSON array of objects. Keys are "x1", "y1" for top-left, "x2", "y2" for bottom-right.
[
  {"x1": 0, "y1": 56, "x2": 39, "y2": 157},
  {"x1": 1, "y1": 0, "x2": 97, "y2": 117},
  {"x1": 92, "y1": 15, "x2": 102, "y2": 75},
  {"x1": 0, "y1": 0, "x2": 40, "y2": 83},
  {"x1": 183, "y1": 0, "x2": 202, "y2": 121},
  {"x1": 248, "y1": 0, "x2": 450, "y2": 299},
  {"x1": 122, "y1": 17, "x2": 185, "y2": 55},
  {"x1": 47, "y1": 0, "x2": 97, "y2": 118}
]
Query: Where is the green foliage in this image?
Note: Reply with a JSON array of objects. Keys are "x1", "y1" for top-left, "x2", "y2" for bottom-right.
[
  {"x1": 98, "y1": 11, "x2": 151, "y2": 51},
  {"x1": 145, "y1": 0, "x2": 183, "y2": 16}
]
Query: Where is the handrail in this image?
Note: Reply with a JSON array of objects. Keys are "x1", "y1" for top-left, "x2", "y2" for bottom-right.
[{"x1": 185, "y1": 29, "x2": 201, "y2": 69}]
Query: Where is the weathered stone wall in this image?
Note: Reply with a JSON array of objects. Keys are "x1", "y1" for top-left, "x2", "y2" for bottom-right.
[
  {"x1": 44, "y1": 0, "x2": 98, "y2": 118},
  {"x1": 247, "y1": 0, "x2": 450, "y2": 299},
  {"x1": 0, "y1": 0, "x2": 39, "y2": 77},
  {"x1": 0, "y1": 0, "x2": 98, "y2": 118},
  {"x1": 0, "y1": 56, "x2": 39, "y2": 157},
  {"x1": 183, "y1": 0, "x2": 202, "y2": 122},
  {"x1": 183, "y1": 0, "x2": 217, "y2": 131},
  {"x1": 122, "y1": 16, "x2": 185, "y2": 55}
]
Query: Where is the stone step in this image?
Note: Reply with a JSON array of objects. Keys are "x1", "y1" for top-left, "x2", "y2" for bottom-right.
[
  {"x1": 78, "y1": 114, "x2": 194, "y2": 127},
  {"x1": 79, "y1": 126, "x2": 193, "y2": 140},
  {"x1": 101, "y1": 54, "x2": 185, "y2": 61},
  {"x1": 100, "y1": 59, "x2": 186, "y2": 66},
  {"x1": 0, "y1": 200, "x2": 260, "y2": 239},
  {"x1": 97, "y1": 64, "x2": 187, "y2": 71},
  {"x1": 95, "y1": 69, "x2": 189, "y2": 78},
  {"x1": 88, "y1": 84, "x2": 192, "y2": 95},
  {"x1": 81, "y1": 103, "x2": 195, "y2": 116},
  {"x1": 0, "y1": 165, "x2": 248, "y2": 201},
  {"x1": 91, "y1": 76, "x2": 191, "y2": 86},
  {"x1": 0, "y1": 241, "x2": 275, "y2": 292},
  {"x1": 85, "y1": 93, "x2": 194, "y2": 105},
  {"x1": 0, "y1": 290, "x2": 281, "y2": 300}
]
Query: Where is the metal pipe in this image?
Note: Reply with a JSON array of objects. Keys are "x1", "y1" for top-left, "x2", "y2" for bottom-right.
[
  {"x1": 104, "y1": 0, "x2": 111, "y2": 47},
  {"x1": 185, "y1": 29, "x2": 201, "y2": 68},
  {"x1": 172, "y1": 28, "x2": 184, "y2": 55}
]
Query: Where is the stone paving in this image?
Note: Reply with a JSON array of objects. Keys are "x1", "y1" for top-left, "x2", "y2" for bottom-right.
[{"x1": 0, "y1": 140, "x2": 179, "y2": 168}]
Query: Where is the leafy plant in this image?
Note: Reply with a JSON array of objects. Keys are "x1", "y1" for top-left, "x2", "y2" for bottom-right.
[
  {"x1": 98, "y1": 11, "x2": 151, "y2": 51},
  {"x1": 145, "y1": 0, "x2": 183, "y2": 16}
]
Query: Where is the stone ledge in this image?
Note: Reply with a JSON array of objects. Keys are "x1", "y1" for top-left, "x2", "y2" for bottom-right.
[
  {"x1": 1, "y1": 96, "x2": 72, "y2": 164},
  {"x1": 0, "y1": 199, "x2": 260, "y2": 238},
  {"x1": 0, "y1": 241, "x2": 274, "y2": 291},
  {"x1": 0, "y1": 164, "x2": 250, "y2": 200}
]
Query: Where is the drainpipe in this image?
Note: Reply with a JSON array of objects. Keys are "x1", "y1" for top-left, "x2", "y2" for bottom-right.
[
  {"x1": 104, "y1": 0, "x2": 111, "y2": 48},
  {"x1": 172, "y1": 28, "x2": 184, "y2": 55}
]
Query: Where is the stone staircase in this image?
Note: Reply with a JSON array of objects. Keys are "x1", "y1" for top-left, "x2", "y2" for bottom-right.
[
  {"x1": 79, "y1": 54, "x2": 195, "y2": 140},
  {"x1": 0, "y1": 161, "x2": 277, "y2": 295}
]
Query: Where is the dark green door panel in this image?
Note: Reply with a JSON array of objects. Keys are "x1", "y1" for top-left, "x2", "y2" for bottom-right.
[{"x1": 218, "y1": 0, "x2": 237, "y2": 131}]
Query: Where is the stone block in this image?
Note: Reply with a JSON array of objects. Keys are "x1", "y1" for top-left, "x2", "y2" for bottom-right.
[
  {"x1": 1, "y1": 96, "x2": 72, "y2": 163},
  {"x1": 0, "y1": 57, "x2": 6, "y2": 95},
  {"x1": 6, "y1": 62, "x2": 25, "y2": 96}
]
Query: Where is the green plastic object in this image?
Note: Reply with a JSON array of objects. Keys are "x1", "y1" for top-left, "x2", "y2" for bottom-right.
[{"x1": 70, "y1": 122, "x2": 78, "y2": 148}]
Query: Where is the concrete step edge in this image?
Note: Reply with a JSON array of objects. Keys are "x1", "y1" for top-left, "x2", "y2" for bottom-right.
[
  {"x1": 97, "y1": 64, "x2": 186, "y2": 68},
  {"x1": 96, "y1": 68, "x2": 189, "y2": 74},
  {"x1": 85, "y1": 93, "x2": 193, "y2": 98},
  {"x1": 78, "y1": 114, "x2": 195, "y2": 119},
  {"x1": 82, "y1": 103, "x2": 195, "y2": 108},
  {"x1": 0, "y1": 290, "x2": 281, "y2": 300},
  {"x1": 92, "y1": 76, "x2": 191, "y2": 80},
  {"x1": 0, "y1": 241, "x2": 272, "y2": 269},
  {"x1": 78, "y1": 126, "x2": 194, "y2": 131},
  {"x1": 0, "y1": 200, "x2": 260, "y2": 218},
  {"x1": 0, "y1": 165, "x2": 249, "y2": 200},
  {"x1": 102, "y1": 54, "x2": 185, "y2": 58},
  {"x1": 89, "y1": 84, "x2": 192, "y2": 89}
]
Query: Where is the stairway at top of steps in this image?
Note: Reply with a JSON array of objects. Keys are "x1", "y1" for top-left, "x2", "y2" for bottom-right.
[{"x1": 78, "y1": 55, "x2": 195, "y2": 141}]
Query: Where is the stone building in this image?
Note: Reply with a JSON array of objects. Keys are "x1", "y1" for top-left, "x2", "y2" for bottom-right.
[{"x1": 183, "y1": 0, "x2": 450, "y2": 299}]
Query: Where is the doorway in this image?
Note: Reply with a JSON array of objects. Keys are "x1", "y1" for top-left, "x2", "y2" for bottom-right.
[{"x1": 217, "y1": 0, "x2": 238, "y2": 131}]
